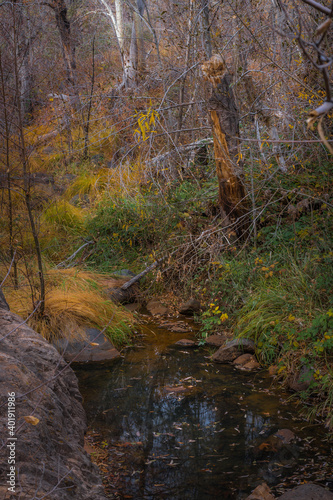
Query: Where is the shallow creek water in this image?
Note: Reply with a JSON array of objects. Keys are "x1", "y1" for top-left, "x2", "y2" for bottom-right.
[{"x1": 76, "y1": 320, "x2": 333, "y2": 499}]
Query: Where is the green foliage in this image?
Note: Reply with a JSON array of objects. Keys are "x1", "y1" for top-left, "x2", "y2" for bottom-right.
[
  {"x1": 302, "y1": 310, "x2": 333, "y2": 354},
  {"x1": 86, "y1": 193, "x2": 182, "y2": 270},
  {"x1": 199, "y1": 302, "x2": 229, "y2": 342}
]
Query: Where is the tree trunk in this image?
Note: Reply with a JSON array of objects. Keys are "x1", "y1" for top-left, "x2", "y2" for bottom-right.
[
  {"x1": 200, "y1": 0, "x2": 212, "y2": 59},
  {"x1": 202, "y1": 55, "x2": 248, "y2": 228},
  {"x1": 123, "y1": 20, "x2": 138, "y2": 88},
  {"x1": 49, "y1": 0, "x2": 77, "y2": 97}
]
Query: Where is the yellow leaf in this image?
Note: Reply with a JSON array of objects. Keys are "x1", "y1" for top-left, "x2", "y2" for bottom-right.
[
  {"x1": 90, "y1": 342, "x2": 99, "y2": 346},
  {"x1": 24, "y1": 416, "x2": 40, "y2": 426}
]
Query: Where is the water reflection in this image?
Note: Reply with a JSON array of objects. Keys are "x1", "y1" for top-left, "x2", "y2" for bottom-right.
[{"x1": 77, "y1": 324, "x2": 333, "y2": 499}]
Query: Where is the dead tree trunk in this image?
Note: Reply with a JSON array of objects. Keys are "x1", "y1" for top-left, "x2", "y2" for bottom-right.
[
  {"x1": 202, "y1": 55, "x2": 248, "y2": 230},
  {"x1": 47, "y1": 0, "x2": 79, "y2": 106}
]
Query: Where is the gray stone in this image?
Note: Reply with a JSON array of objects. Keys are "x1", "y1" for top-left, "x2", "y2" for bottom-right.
[
  {"x1": 278, "y1": 484, "x2": 333, "y2": 499},
  {"x1": 53, "y1": 328, "x2": 120, "y2": 364},
  {"x1": 0, "y1": 308, "x2": 106, "y2": 499},
  {"x1": 179, "y1": 299, "x2": 201, "y2": 315},
  {"x1": 212, "y1": 338, "x2": 255, "y2": 363}
]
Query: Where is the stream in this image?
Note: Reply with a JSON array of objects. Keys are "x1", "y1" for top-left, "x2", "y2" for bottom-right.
[{"x1": 76, "y1": 319, "x2": 333, "y2": 499}]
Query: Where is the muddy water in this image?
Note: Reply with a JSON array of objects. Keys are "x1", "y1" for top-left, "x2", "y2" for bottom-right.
[{"x1": 76, "y1": 321, "x2": 333, "y2": 499}]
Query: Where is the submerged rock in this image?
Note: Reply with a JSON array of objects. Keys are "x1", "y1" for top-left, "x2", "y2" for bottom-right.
[
  {"x1": 174, "y1": 339, "x2": 197, "y2": 347},
  {"x1": 274, "y1": 429, "x2": 296, "y2": 445},
  {"x1": 278, "y1": 484, "x2": 333, "y2": 499},
  {"x1": 53, "y1": 328, "x2": 121, "y2": 364},
  {"x1": 212, "y1": 338, "x2": 255, "y2": 363},
  {"x1": 179, "y1": 298, "x2": 201, "y2": 315},
  {"x1": 159, "y1": 320, "x2": 191, "y2": 333},
  {"x1": 0, "y1": 305, "x2": 106, "y2": 499}
]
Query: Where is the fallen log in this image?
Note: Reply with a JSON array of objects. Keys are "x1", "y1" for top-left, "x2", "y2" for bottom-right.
[{"x1": 107, "y1": 259, "x2": 163, "y2": 303}]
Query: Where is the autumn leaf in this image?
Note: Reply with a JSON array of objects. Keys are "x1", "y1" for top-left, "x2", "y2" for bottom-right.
[{"x1": 24, "y1": 416, "x2": 40, "y2": 426}]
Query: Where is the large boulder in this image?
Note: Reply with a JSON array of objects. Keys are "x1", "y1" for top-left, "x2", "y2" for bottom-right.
[
  {"x1": 0, "y1": 305, "x2": 106, "y2": 499},
  {"x1": 278, "y1": 484, "x2": 333, "y2": 499},
  {"x1": 212, "y1": 338, "x2": 255, "y2": 363},
  {"x1": 53, "y1": 327, "x2": 121, "y2": 364}
]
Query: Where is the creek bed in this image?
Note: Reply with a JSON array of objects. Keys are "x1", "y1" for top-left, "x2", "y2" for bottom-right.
[{"x1": 76, "y1": 321, "x2": 333, "y2": 499}]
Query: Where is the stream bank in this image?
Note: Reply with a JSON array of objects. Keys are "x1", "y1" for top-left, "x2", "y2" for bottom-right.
[{"x1": 76, "y1": 316, "x2": 333, "y2": 500}]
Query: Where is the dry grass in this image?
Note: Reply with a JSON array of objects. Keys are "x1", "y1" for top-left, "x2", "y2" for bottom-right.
[{"x1": 4, "y1": 267, "x2": 134, "y2": 346}]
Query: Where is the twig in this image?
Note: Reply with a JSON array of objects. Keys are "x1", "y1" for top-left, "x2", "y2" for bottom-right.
[
  {"x1": 55, "y1": 241, "x2": 94, "y2": 268},
  {"x1": 121, "y1": 259, "x2": 164, "y2": 290},
  {"x1": 0, "y1": 249, "x2": 17, "y2": 287}
]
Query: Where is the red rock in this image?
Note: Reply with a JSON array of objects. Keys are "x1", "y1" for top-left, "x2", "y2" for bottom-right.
[
  {"x1": 245, "y1": 482, "x2": 275, "y2": 500},
  {"x1": 212, "y1": 339, "x2": 255, "y2": 363},
  {"x1": 205, "y1": 334, "x2": 227, "y2": 346},
  {"x1": 233, "y1": 353, "x2": 253, "y2": 366}
]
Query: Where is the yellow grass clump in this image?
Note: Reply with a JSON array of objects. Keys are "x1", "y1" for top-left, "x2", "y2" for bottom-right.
[
  {"x1": 42, "y1": 200, "x2": 85, "y2": 232},
  {"x1": 4, "y1": 267, "x2": 135, "y2": 346},
  {"x1": 64, "y1": 170, "x2": 109, "y2": 202}
]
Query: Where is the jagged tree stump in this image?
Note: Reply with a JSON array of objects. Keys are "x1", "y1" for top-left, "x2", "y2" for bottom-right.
[{"x1": 202, "y1": 55, "x2": 248, "y2": 232}]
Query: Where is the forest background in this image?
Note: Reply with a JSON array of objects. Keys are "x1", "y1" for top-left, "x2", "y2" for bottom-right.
[{"x1": 0, "y1": 0, "x2": 332, "y2": 431}]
